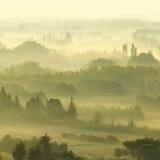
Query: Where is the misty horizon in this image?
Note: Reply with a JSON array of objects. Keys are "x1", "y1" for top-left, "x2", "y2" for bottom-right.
[{"x1": 0, "y1": 0, "x2": 159, "y2": 21}]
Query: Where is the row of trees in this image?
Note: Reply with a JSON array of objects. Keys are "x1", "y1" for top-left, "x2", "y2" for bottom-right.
[
  {"x1": 0, "y1": 87, "x2": 77, "y2": 120},
  {"x1": 62, "y1": 133, "x2": 120, "y2": 144},
  {"x1": 0, "y1": 87, "x2": 22, "y2": 112},
  {"x1": 12, "y1": 134, "x2": 83, "y2": 160},
  {"x1": 26, "y1": 95, "x2": 77, "y2": 119},
  {"x1": 2, "y1": 59, "x2": 160, "y2": 100}
]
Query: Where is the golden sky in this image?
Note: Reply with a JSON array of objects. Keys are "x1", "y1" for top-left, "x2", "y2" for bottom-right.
[{"x1": 0, "y1": 0, "x2": 159, "y2": 20}]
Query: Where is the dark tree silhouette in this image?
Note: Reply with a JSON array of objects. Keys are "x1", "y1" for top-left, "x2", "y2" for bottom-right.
[
  {"x1": 68, "y1": 97, "x2": 77, "y2": 119},
  {"x1": 115, "y1": 138, "x2": 160, "y2": 160},
  {"x1": 46, "y1": 98, "x2": 65, "y2": 117},
  {"x1": 93, "y1": 111, "x2": 103, "y2": 125},
  {"x1": 14, "y1": 95, "x2": 23, "y2": 111},
  {"x1": 12, "y1": 141, "x2": 26, "y2": 160},
  {"x1": 28, "y1": 134, "x2": 54, "y2": 160},
  {"x1": 26, "y1": 94, "x2": 44, "y2": 114},
  {"x1": 122, "y1": 44, "x2": 128, "y2": 55},
  {"x1": 130, "y1": 43, "x2": 137, "y2": 57},
  {"x1": 0, "y1": 87, "x2": 25, "y2": 114}
]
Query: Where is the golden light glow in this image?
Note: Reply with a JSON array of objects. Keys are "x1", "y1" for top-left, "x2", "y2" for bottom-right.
[{"x1": 0, "y1": 0, "x2": 159, "y2": 20}]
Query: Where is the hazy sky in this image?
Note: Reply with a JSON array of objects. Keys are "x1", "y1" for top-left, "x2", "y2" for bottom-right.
[{"x1": 0, "y1": 0, "x2": 160, "y2": 21}]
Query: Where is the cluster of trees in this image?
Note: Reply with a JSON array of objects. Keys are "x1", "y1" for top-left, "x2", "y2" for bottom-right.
[
  {"x1": 4, "y1": 61, "x2": 50, "y2": 76},
  {"x1": 115, "y1": 138, "x2": 160, "y2": 160},
  {"x1": 0, "y1": 135, "x2": 37, "y2": 153},
  {"x1": 121, "y1": 43, "x2": 159, "y2": 68},
  {"x1": 0, "y1": 87, "x2": 22, "y2": 113},
  {"x1": 62, "y1": 133, "x2": 120, "y2": 144},
  {"x1": 128, "y1": 52, "x2": 159, "y2": 66},
  {"x1": 26, "y1": 95, "x2": 77, "y2": 120},
  {"x1": 11, "y1": 134, "x2": 83, "y2": 160},
  {"x1": 87, "y1": 58, "x2": 115, "y2": 68},
  {"x1": 87, "y1": 50, "x2": 159, "y2": 68},
  {"x1": 0, "y1": 87, "x2": 77, "y2": 122},
  {"x1": 121, "y1": 43, "x2": 137, "y2": 57}
]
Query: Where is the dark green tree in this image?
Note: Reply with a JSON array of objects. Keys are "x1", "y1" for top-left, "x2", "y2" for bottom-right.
[
  {"x1": 119, "y1": 138, "x2": 160, "y2": 160},
  {"x1": 12, "y1": 141, "x2": 26, "y2": 160},
  {"x1": 0, "y1": 87, "x2": 15, "y2": 112},
  {"x1": 28, "y1": 134, "x2": 54, "y2": 160},
  {"x1": 26, "y1": 94, "x2": 44, "y2": 114},
  {"x1": 130, "y1": 43, "x2": 137, "y2": 57},
  {"x1": 14, "y1": 95, "x2": 23, "y2": 111},
  {"x1": 68, "y1": 97, "x2": 77, "y2": 119},
  {"x1": 46, "y1": 98, "x2": 65, "y2": 118},
  {"x1": 122, "y1": 44, "x2": 128, "y2": 55},
  {"x1": 28, "y1": 144, "x2": 45, "y2": 160},
  {"x1": 93, "y1": 111, "x2": 103, "y2": 125}
]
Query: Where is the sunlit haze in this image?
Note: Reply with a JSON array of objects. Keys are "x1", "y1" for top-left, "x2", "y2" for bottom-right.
[
  {"x1": 0, "y1": 1, "x2": 160, "y2": 160},
  {"x1": 0, "y1": 0, "x2": 160, "y2": 21}
]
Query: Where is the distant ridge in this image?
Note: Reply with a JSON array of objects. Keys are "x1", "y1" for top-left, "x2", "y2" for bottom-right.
[{"x1": 13, "y1": 41, "x2": 49, "y2": 54}]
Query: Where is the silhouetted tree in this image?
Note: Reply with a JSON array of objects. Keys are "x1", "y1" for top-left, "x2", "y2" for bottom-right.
[
  {"x1": 93, "y1": 111, "x2": 103, "y2": 125},
  {"x1": 28, "y1": 134, "x2": 54, "y2": 160},
  {"x1": 12, "y1": 141, "x2": 26, "y2": 160},
  {"x1": 14, "y1": 95, "x2": 23, "y2": 111},
  {"x1": 68, "y1": 97, "x2": 77, "y2": 119},
  {"x1": 0, "y1": 87, "x2": 15, "y2": 112},
  {"x1": 15, "y1": 95, "x2": 20, "y2": 106},
  {"x1": 130, "y1": 43, "x2": 137, "y2": 57},
  {"x1": 127, "y1": 120, "x2": 136, "y2": 129},
  {"x1": 26, "y1": 94, "x2": 44, "y2": 115},
  {"x1": 122, "y1": 44, "x2": 128, "y2": 55},
  {"x1": 46, "y1": 98, "x2": 65, "y2": 117},
  {"x1": 28, "y1": 144, "x2": 45, "y2": 160}
]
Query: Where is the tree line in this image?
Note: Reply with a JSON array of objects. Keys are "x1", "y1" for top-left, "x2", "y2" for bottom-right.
[
  {"x1": 0, "y1": 87, "x2": 77, "y2": 122},
  {"x1": 11, "y1": 134, "x2": 84, "y2": 160}
]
